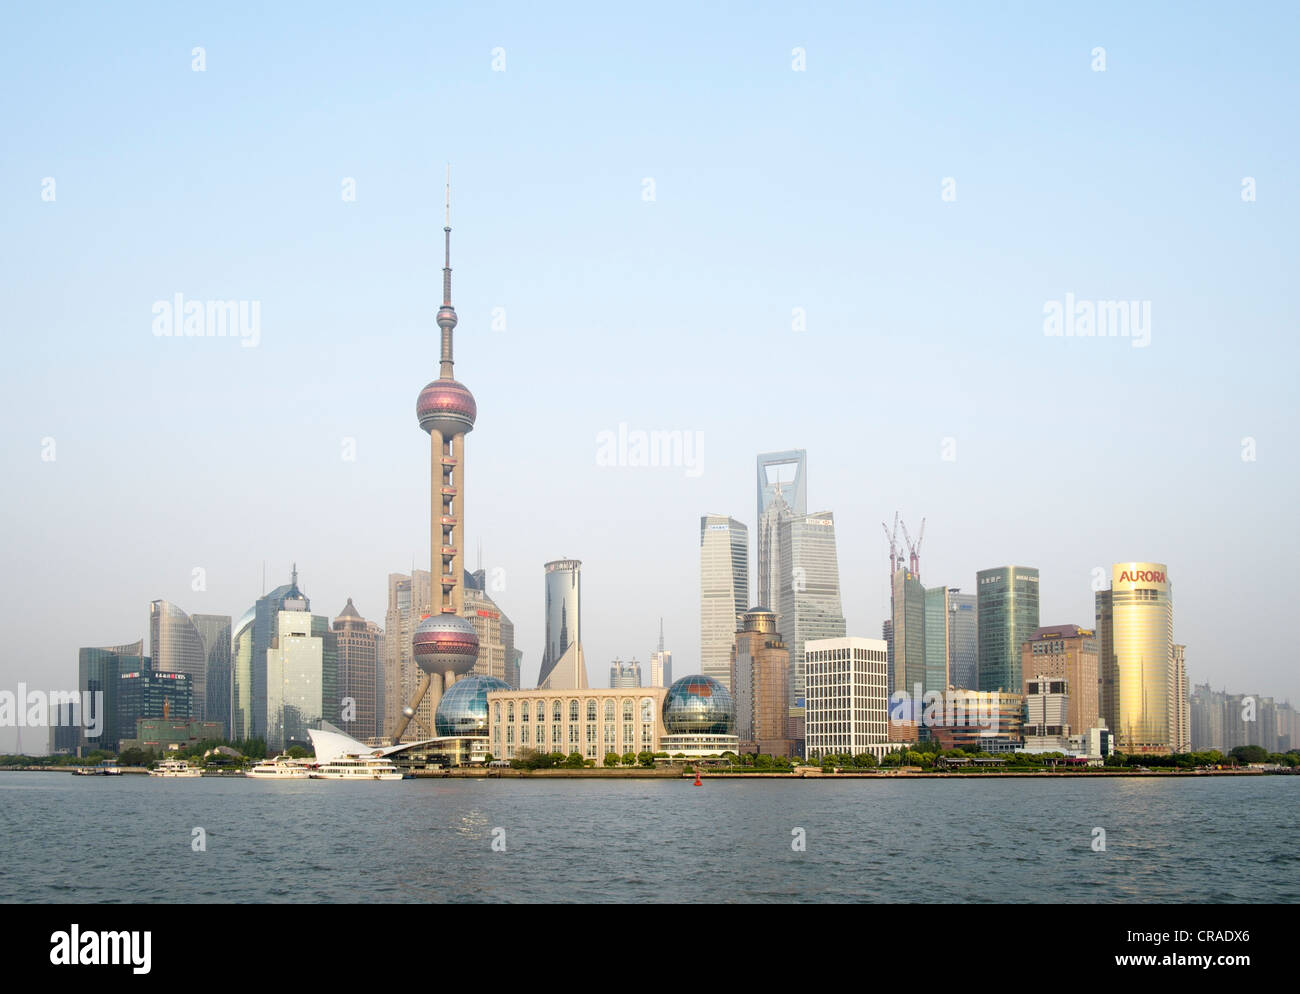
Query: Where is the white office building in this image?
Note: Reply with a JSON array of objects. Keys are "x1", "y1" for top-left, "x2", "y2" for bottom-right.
[{"x1": 804, "y1": 637, "x2": 891, "y2": 760}]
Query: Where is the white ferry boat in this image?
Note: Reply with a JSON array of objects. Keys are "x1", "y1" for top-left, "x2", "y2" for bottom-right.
[
  {"x1": 245, "y1": 755, "x2": 313, "y2": 780},
  {"x1": 311, "y1": 755, "x2": 404, "y2": 781},
  {"x1": 73, "y1": 760, "x2": 124, "y2": 776},
  {"x1": 149, "y1": 759, "x2": 202, "y2": 778}
]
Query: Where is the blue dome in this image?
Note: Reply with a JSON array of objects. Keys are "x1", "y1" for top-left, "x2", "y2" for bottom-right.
[
  {"x1": 663, "y1": 675, "x2": 734, "y2": 735},
  {"x1": 434, "y1": 675, "x2": 510, "y2": 737}
]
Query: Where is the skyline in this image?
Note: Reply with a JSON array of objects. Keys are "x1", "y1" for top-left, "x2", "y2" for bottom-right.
[{"x1": 3, "y1": 2, "x2": 1299, "y2": 755}]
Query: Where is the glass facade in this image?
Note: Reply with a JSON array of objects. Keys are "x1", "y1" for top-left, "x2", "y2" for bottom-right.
[
  {"x1": 78, "y1": 640, "x2": 144, "y2": 751},
  {"x1": 700, "y1": 516, "x2": 749, "y2": 690},
  {"x1": 265, "y1": 610, "x2": 324, "y2": 753},
  {"x1": 976, "y1": 566, "x2": 1040, "y2": 693},
  {"x1": 118, "y1": 669, "x2": 192, "y2": 733},
  {"x1": 947, "y1": 589, "x2": 978, "y2": 691},
  {"x1": 538, "y1": 560, "x2": 581, "y2": 688},
  {"x1": 664, "y1": 675, "x2": 734, "y2": 735},
  {"x1": 149, "y1": 600, "x2": 208, "y2": 720},
  {"x1": 1108, "y1": 563, "x2": 1175, "y2": 754},
  {"x1": 192, "y1": 614, "x2": 232, "y2": 736},
  {"x1": 776, "y1": 511, "x2": 846, "y2": 707},
  {"x1": 890, "y1": 569, "x2": 925, "y2": 696},
  {"x1": 923, "y1": 586, "x2": 950, "y2": 697},
  {"x1": 435, "y1": 675, "x2": 510, "y2": 736}
]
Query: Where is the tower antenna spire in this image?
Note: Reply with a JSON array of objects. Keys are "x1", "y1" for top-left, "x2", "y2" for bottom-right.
[{"x1": 437, "y1": 164, "x2": 458, "y2": 377}]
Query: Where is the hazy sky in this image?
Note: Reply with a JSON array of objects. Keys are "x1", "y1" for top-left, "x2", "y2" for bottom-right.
[{"x1": 3, "y1": 2, "x2": 1297, "y2": 749}]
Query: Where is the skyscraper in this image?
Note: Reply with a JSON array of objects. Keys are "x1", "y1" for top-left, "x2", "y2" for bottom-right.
[
  {"x1": 538, "y1": 559, "x2": 587, "y2": 689},
  {"x1": 1096, "y1": 563, "x2": 1175, "y2": 754},
  {"x1": 149, "y1": 600, "x2": 207, "y2": 720},
  {"x1": 1173, "y1": 643, "x2": 1189, "y2": 753},
  {"x1": 383, "y1": 570, "x2": 433, "y2": 741},
  {"x1": 923, "y1": 586, "x2": 950, "y2": 697},
  {"x1": 609, "y1": 659, "x2": 642, "y2": 688},
  {"x1": 730, "y1": 608, "x2": 792, "y2": 757},
  {"x1": 333, "y1": 598, "x2": 383, "y2": 742},
  {"x1": 78, "y1": 639, "x2": 145, "y2": 752},
  {"x1": 947, "y1": 588, "x2": 977, "y2": 690},
  {"x1": 649, "y1": 619, "x2": 672, "y2": 688},
  {"x1": 265, "y1": 607, "x2": 324, "y2": 753},
  {"x1": 231, "y1": 566, "x2": 311, "y2": 742},
  {"x1": 976, "y1": 566, "x2": 1040, "y2": 692},
  {"x1": 805, "y1": 637, "x2": 890, "y2": 760},
  {"x1": 890, "y1": 569, "x2": 925, "y2": 696},
  {"x1": 192, "y1": 614, "x2": 232, "y2": 735},
  {"x1": 755, "y1": 450, "x2": 806, "y2": 614},
  {"x1": 776, "y1": 511, "x2": 846, "y2": 707},
  {"x1": 700, "y1": 515, "x2": 749, "y2": 690},
  {"x1": 464, "y1": 567, "x2": 515, "y2": 685},
  {"x1": 392, "y1": 176, "x2": 482, "y2": 742},
  {"x1": 1020, "y1": 624, "x2": 1099, "y2": 735}
]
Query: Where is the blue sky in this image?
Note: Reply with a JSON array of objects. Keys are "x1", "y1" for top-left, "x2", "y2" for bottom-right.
[{"x1": 2, "y1": 1, "x2": 1297, "y2": 747}]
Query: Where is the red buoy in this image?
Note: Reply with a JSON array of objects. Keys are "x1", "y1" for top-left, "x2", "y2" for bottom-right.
[{"x1": 693, "y1": 770, "x2": 702, "y2": 786}]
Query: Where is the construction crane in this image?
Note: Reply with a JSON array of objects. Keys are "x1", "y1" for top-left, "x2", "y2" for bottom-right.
[
  {"x1": 900, "y1": 517, "x2": 926, "y2": 577},
  {"x1": 881, "y1": 512, "x2": 901, "y2": 575}
]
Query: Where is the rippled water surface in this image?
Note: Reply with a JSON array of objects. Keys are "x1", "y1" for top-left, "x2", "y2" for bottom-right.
[{"x1": 1, "y1": 772, "x2": 1295, "y2": 903}]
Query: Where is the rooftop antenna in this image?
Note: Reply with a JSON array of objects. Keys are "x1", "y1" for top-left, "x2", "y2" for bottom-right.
[{"x1": 657, "y1": 617, "x2": 665, "y2": 654}]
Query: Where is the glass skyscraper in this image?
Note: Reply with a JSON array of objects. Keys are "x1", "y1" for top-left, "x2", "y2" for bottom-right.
[
  {"x1": 149, "y1": 600, "x2": 207, "y2": 720},
  {"x1": 890, "y1": 569, "x2": 925, "y2": 697},
  {"x1": 700, "y1": 515, "x2": 749, "y2": 690},
  {"x1": 231, "y1": 566, "x2": 315, "y2": 742},
  {"x1": 266, "y1": 609, "x2": 324, "y2": 753},
  {"x1": 976, "y1": 565, "x2": 1040, "y2": 693},
  {"x1": 538, "y1": 559, "x2": 586, "y2": 689},
  {"x1": 755, "y1": 450, "x2": 806, "y2": 614},
  {"x1": 923, "y1": 586, "x2": 950, "y2": 697},
  {"x1": 777, "y1": 511, "x2": 846, "y2": 706},
  {"x1": 78, "y1": 640, "x2": 144, "y2": 752},
  {"x1": 192, "y1": 613, "x2": 231, "y2": 735},
  {"x1": 947, "y1": 588, "x2": 978, "y2": 690},
  {"x1": 1096, "y1": 562, "x2": 1175, "y2": 754}
]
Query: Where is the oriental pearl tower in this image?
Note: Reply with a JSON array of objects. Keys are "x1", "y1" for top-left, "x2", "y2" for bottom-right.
[{"x1": 390, "y1": 170, "x2": 480, "y2": 743}]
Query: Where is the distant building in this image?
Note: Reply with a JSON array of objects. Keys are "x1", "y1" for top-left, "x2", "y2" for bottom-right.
[
  {"x1": 755, "y1": 450, "x2": 807, "y2": 615},
  {"x1": 149, "y1": 600, "x2": 207, "y2": 720},
  {"x1": 928, "y1": 690, "x2": 1024, "y2": 753},
  {"x1": 776, "y1": 511, "x2": 846, "y2": 710},
  {"x1": 1020, "y1": 625, "x2": 1098, "y2": 736},
  {"x1": 890, "y1": 569, "x2": 925, "y2": 696},
  {"x1": 464, "y1": 567, "x2": 516, "y2": 686},
  {"x1": 265, "y1": 608, "x2": 324, "y2": 753},
  {"x1": 924, "y1": 586, "x2": 950, "y2": 698},
  {"x1": 730, "y1": 609, "x2": 792, "y2": 757},
  {"x1": 488, "y1": 688, "x2": 669, "y2": 764},
  {"x1": 609, "y1": 659, "x2": 642, "y2": 688},
  {"x1": 976, "y1": 566, "x2": 1040, "y2": 692},
  {"x1": 192, "y1": 614, "x2": 231, "y2": 736},
  {"x1": 538, "y1": 559, "x2": 587, "y2": 690},
  {"x1": 1173, "y1": 643, "x2": 1189, "y2": 753},
  {"x1": 119, "y1": 669, "x2": 192, "y2": 734},
  {"x1": 805, "y1": 637, "x2": 890, "y2": 760},
  {"x1": 231, "y1": 566, "x2": 314, "y2": 743},
  {"x1": 649, "y1": 619, "x2": 672, "y2": 688},
  {"x1": 383, "y1": 569, "x2": 434, "y2": 741},
  {"x1": 1024, "y1": 674, "x2": 1069, "y2": 737},
  {"x1": 78, "y1": 640, "x2": 145, "y2": 752},
  {"x1": 947, "y1": 589, "x2": 977, "y2": 690},
  {"x1": 333, "y1": 598, "x2": 383, "y2": 743},
  {"x1": 700, "y1": 515, "x2": 748, "y2": 690},
  {"x1": 1095, "y1": 563, "x2": 1175, "y2": 754},
  {"x1": 119, "y1": 718, "x2": 225, "y2": 755}
]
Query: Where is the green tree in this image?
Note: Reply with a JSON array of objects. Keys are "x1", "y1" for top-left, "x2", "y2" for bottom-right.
[
  {"x1": 1230, "y1": 745, "x2": 1268, "y2": 765},
  {"x1": 621, "y1": 752, "x2": 636, "y2": 766},
  {"x1": 603, "y1": 752, "x2": 620, "y2": 768},
  {"x1": 564, "y1": 752, "x2": 585, "y2": 769},
  {"x1": 636, "y1": 750, "x2": 654, "y2": 768}
]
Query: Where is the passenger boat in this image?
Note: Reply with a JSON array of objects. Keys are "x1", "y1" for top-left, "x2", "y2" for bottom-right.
[
  {"x1": 310, "y1": 755, "x2": 403, "y2": 780},
  {"x1": 244, "y1": 755, "x2": 313, "y2": 779},
  {"x1": 73, "y1": 760, "x2": 124, "y2": 776},
  {"x1": 149, "y1": 759, "x2": 202, "y2": 777}
]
